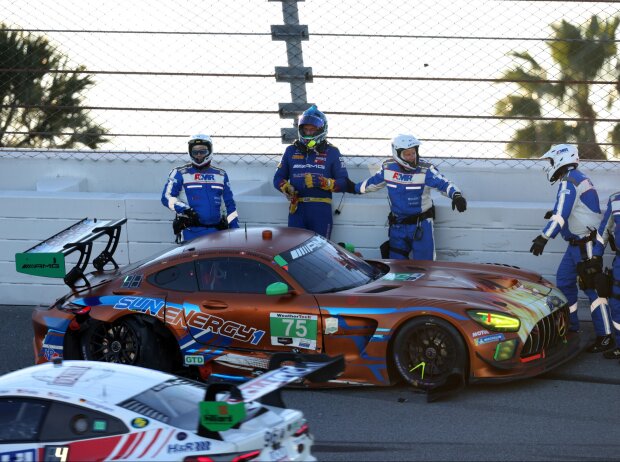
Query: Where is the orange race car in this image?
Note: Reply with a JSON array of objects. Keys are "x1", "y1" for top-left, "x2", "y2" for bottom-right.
[{"x1": 22, "y1": 219, "x2": 582, "y2": 394}]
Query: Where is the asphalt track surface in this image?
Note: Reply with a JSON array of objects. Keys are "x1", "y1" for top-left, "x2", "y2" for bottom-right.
[{"x1": 2, "y1": 304, "x2": 620, "y2": 462}]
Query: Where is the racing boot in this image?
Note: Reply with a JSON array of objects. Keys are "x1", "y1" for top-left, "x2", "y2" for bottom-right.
[
  {"x1": 586, "y1": 334, "x2": 614, "y2": 353},
  {"x1": 602, "y1": 347, "x2": 620, "y2": 359}
]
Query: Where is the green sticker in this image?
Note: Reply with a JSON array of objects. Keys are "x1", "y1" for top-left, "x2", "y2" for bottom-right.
[
  {"x1": 270, "y1": 313, "x2": 318, "y2": 350},
  {"x1": 199, "y1": 401, "x2": 246, "y2": 431},
  {"x1": 15, "y1": 252, "x2": 66, "y2": 278},
  {"x1": 274, "y1": 255, "x2": 288, "y2": 267}
]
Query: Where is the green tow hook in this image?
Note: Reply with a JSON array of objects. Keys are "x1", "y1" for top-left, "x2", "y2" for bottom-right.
[{"x1": 409, "y1": 361, "x2": 426, "y2": 379}]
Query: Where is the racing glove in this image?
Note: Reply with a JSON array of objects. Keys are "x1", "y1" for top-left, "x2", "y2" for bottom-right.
[
  {"x1": 451, "y1": 193, "x2": 467, "y2": 212},
  {"x1": 584, "y1": 256, "x2": 603, "y2": 276},
  {"x1": 182, "y1": 208, "x2": 200, "y2": 225},
  {"x1": 345, "y1": 178, "x2": 359, "y2": 194},
  {"x1": 304, "y1": 173, "x2": 336, "y2": 191},
  {"x1": 278, "y1": 180, "x2": 296, "y2": 200},
  {"x1": 544, "y1": 210, "x2": 553, "y2": 219},
  {"x1": 530, "y1": 235, "x2": 548, "y2": 256}
]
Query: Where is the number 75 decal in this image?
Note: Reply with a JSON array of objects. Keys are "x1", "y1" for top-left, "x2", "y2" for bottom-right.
[{"x1": 269, "y1": 313, "x2": 318, "y2": 350}]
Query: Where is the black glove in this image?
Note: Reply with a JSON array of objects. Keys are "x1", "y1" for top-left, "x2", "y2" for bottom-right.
[
  {"x1": 544, "y1": 210, "x2": 553, "y2": 219},
  {"x1": 530, "y1": 235, "x2": 548, "y2": 256},
  {"x1": 584, "y1": 256, "x2": 603, "y2": 275},
  {"x1": 345, "y1": 178, "x2": 358, "y2": 194},
  {"x1": 452, "y1": 193, "x2": 467, "y2": 212},
  {"x1": 182, "y1": 208, "x2": 200, "y2": 226},
  {"x1": 594, "y1": 269, "x2": 612, "y2": 298}
]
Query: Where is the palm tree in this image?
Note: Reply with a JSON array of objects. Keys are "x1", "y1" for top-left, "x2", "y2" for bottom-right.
[
  {"x1": 495, "y1": 15, "x2": 619, "y2": 160},
  {"x1": 0, "y1": 24, "x2": 108, "y2": 149}
]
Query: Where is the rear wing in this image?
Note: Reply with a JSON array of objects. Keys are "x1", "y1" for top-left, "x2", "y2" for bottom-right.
[
  {"x1": 15, "y1": 218, "x2": 127, "y2": 288},
  {"x1": 198, "y1": 353, "x2": 344, "y2": 435}
]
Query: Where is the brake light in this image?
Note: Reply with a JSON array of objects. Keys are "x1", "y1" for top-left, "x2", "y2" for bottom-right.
[
  {"x1": 294, "y1": 423, "x2": 310, "y2": 437},
  {"x1": 62, "y1": 303, "x2": 91, "y2": 315},
  {"x1": 183, "y1": 457, "x2": 214, "y2": 462},
  {"x1": 183, "y1": 450, "x2": 261, "y2": 462},
  {"x1": 232, "y1": 450, "x2": 261, "y2": 462}
]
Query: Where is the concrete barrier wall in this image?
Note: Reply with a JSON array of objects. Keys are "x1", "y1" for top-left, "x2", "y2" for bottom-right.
[{"x1": 1, "y1": 153, "x2": 617, "y2": 305}]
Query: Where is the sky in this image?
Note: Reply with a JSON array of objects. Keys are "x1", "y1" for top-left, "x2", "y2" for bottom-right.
[{"x1": 1, "y1": 0, "x2": 618, "y2": 158}]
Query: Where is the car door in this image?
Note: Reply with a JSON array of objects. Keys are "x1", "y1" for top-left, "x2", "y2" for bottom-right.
[{"x1": 180, "y1": 256, "x2": 324, "y2": 354}]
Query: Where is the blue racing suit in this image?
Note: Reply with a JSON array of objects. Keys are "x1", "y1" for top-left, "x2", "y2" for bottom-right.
[
  {"x1": 161, "y1": 163, "x2": 239, "y2": 242},
  {"x1": 540, "y1": 168, "x2": 610, "y2": 335},
  {"x1": 593, "y1": 191, "x2": 620, "y2": 344},
  {"x1": 273, "y1": 142, "x2": 348, "y2": 239},
  {"x1": 353, "y1": 159, "x2": 461, "y2": 260}
]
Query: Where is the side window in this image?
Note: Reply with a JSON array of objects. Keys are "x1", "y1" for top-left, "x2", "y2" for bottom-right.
[
  {"x1": 147, "y1": 261, "x2": 198, "y2": 292},
  {"x1": 197, "y1": 258, "x2": 282, "y2": 293},
  {"x1": 38, "y1": 401, "x2": 128, "y2": 442},
  {"x1": 0, "y1": 397, "x2": 48, "y2": 442}
]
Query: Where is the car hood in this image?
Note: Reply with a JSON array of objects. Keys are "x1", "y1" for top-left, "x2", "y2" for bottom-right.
[{"x1": 347, "y1": 260, "x2": 567, "y2": 342}]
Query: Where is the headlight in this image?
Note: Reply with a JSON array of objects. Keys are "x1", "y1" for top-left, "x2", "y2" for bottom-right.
[{"x1": 467, "y1": 310, "x2": 520, "y2": 332}]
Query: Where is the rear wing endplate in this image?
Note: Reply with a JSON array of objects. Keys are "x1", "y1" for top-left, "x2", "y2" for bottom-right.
[{"x1": 15, "y1": 218, "x2": 127, "y2": 288}]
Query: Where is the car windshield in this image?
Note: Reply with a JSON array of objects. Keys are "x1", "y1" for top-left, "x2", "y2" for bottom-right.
[
  {"x1": 119, "y1": 377, "x2": 207, "y2": 431},
  {"x1": 278, "y1": 235, "x2": 383, "y2": 293}
]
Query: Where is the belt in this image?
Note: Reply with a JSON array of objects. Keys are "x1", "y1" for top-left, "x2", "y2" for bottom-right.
[
  {"x1": 389, "y1": 206, "x2": 435, "y2": 225},
  {"x1": 568, "y1": 234, "x2": 594, "y2": 246},
  {"x1": 298, "y1": 197, "x2": 332, "y2": 204}
]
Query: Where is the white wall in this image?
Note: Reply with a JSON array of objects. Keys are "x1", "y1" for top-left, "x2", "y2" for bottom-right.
[{"x1": 1, "y1": 152, "x2": 617, "y2": 305}]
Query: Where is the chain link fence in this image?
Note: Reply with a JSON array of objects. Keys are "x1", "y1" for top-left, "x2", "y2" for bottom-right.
[{"x1": 0, "y1": 0, "x2": 618, "y2": 165}]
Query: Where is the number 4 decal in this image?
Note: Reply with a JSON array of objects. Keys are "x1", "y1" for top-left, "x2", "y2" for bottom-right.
[{"x1": 269, "y1": 313, "x2": 318, "y2": 350}]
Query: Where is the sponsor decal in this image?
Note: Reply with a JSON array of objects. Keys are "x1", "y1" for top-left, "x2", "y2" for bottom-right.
[
  {"x1": 324, "y1": 317, "x2": 338, "y2": 335},
  {"x1": 0, "y1": 449, "x2": 36, "y2": 461},
  {"x1": 292, "y1": 163, "x2": 326, "y2": 170},
  {"x1": 184, "y1": 355, "x2": 205, "y2": 365},
  {"x1": 110, "y1": 296, "x2": 265, "y2": 345},
  {"x1": 131, "y1": 417, "x2": 149, "y2": 428},
  {"x1": 292, "y1": 155, "x2": 304, "y2": 159},
  {"x1": 270, "y1": 313, "x2": 318, "y2": 350},
  {"x1": 381, "y1": 273, "x2": 423, "y2": 282},
  {"x1": 238, "y1": 363, "x2": 326, "y2": 401},
  {"x1": 391, "y1": 171, "x2": 413, "y2": 181},
  {"x1": 288, "y1": 236, "x2": 324, "y2": 260},
  {"x1": 168, "y1": 442, "x2": 212, "y2": 454},
  {"x1": 193, "y1": 173, "x2": 216, "y2": 181},
  {"x1": 472, "y1": 329, "x2": 490, "y2": 338},
  {"x1": 199, "y1": 402, "x2": 246, "y2": 432},
  {"x1": 50, "y1": 366, "x2": 90, "y2": 386},
  {"x1": 474, "y1": 333, "x2": 505, "y2": 345},
  {"x1": 15, "y1": 252, "x2": 65, "y2": 278}
]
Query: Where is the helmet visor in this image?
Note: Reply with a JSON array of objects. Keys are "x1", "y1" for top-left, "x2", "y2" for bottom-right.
[
  {"x1": 190, "y1": 145, "x2": 210, "y2": 164},
  {"x1": 298, "y1": 114, "x2": 325, "y2": 130}
]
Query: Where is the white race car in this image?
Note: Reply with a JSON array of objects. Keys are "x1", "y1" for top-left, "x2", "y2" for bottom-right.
[{"x1": 0, "y1": 355, "x2": 343, "y2": 461}]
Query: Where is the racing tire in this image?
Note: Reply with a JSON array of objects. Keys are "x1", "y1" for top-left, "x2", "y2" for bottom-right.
[
  {"x1": 80, "y1": 316, "x2": 176, "y2": 372},
  {"x1": 392, "y1": 317, "x2": 467, "y2": 390}
]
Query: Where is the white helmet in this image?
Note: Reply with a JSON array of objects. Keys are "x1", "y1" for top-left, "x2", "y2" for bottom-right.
[
  {"x1": 540, "y1": 144, "x2": 579, "y2": 183},
  {"x1": 188, "y1": 134, "x2": 213, "y2": 168},
  {"x1": 391, "y1": 134, "x2": 421, "y2": 169}
]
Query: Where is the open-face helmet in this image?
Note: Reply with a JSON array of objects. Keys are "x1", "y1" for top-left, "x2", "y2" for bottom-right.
[
  {"x1": 188, "y1": 134, "x2": 213, "y2": 168},
  {"x1": 297, "y1": 105, "x2": 328, "y2": 148},
  {"x1": 540, "y1": 144, "x2": 579, "y2": 183},
  {"x1": 391, "y1": 134, "x2": 421, "y2": 170}
]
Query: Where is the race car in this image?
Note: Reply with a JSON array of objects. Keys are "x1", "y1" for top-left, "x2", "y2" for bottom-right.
[
  {"x1": 0, "y1": 354, "x2": 343, "y2": 461},
  {"x1": 21, "y1": 219, "x2": 582, "y2": 394}
]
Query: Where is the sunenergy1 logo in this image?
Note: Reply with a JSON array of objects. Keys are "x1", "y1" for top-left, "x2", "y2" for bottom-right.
[{"x1": 112, "y1": 296, "x2": 265, "y2": 345}]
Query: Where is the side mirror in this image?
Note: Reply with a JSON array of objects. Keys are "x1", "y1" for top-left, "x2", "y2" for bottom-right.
[{"x1": 266, "y1": 281, "x2": 292, "y2": 296}]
